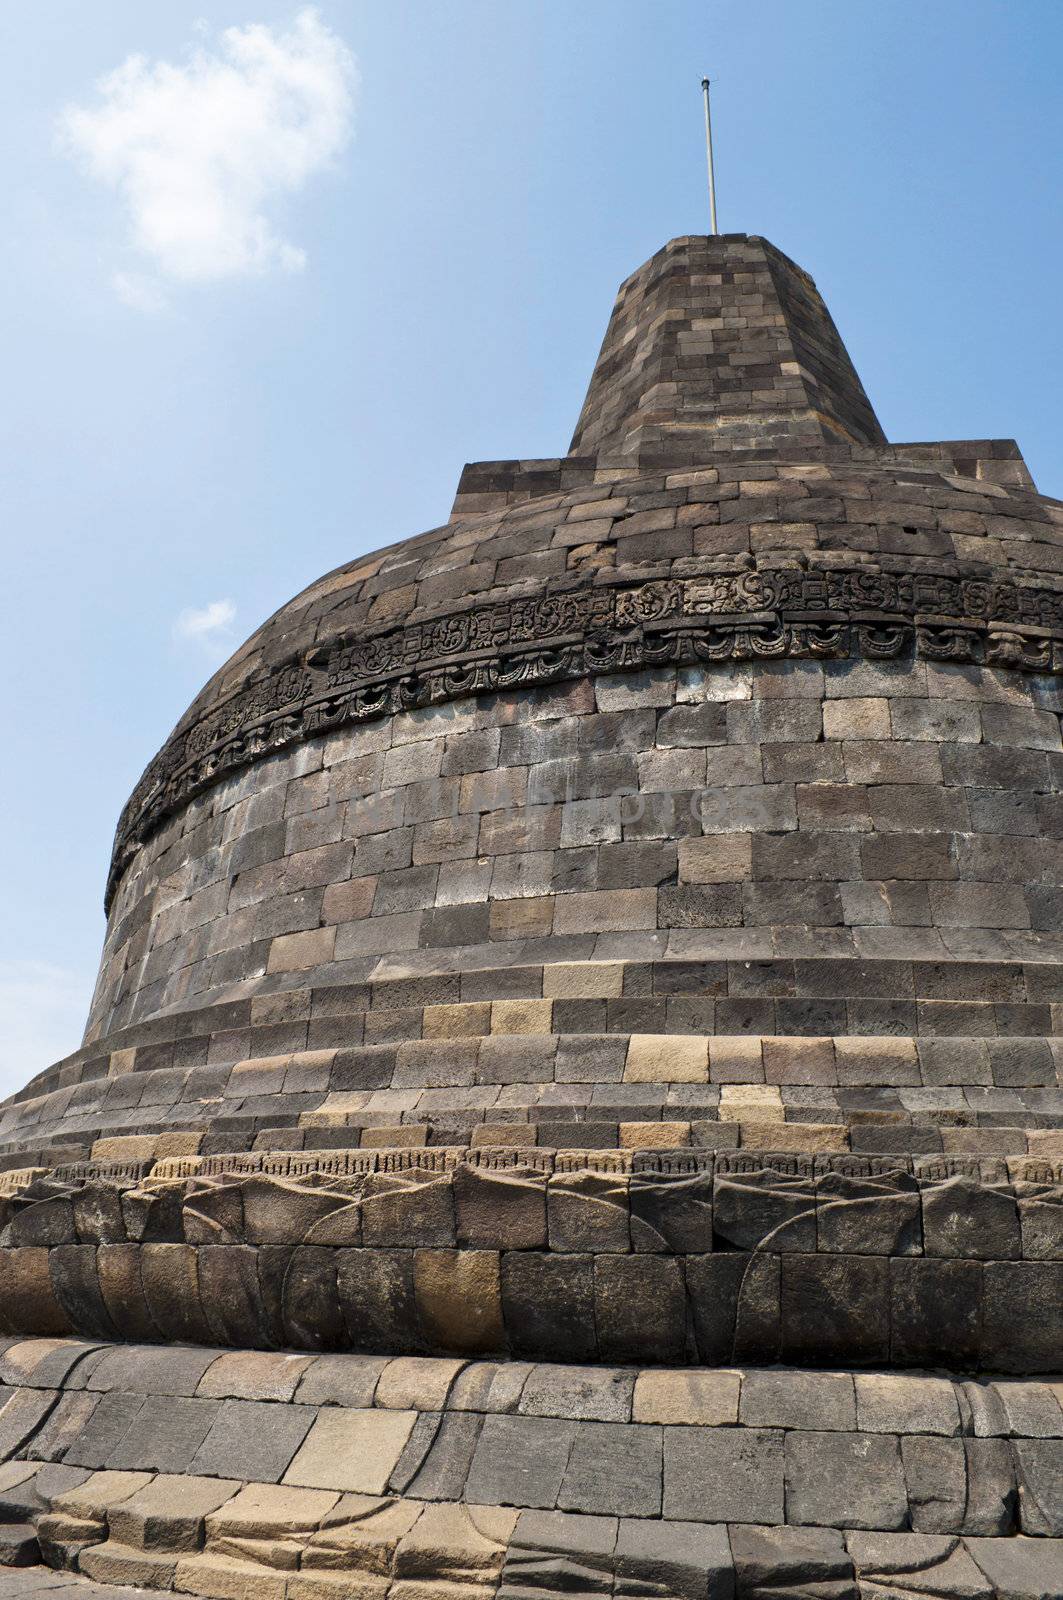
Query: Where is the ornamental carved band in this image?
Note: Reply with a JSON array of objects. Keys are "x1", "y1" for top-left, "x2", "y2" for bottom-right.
[{"x1": 107, "y1": 560, "x2": 1063, "y2": 909}]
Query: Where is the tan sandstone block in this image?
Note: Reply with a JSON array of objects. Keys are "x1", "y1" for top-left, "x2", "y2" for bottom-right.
[
  {"x1": 624, "y1": 1035, "x2": 709, "y2": 1083},
  {"x1": 619, "y1": 1121, "x2": 691, "y2": 1149},
  {"x1": 91, "y1": 1135, "x2": 158, "y2": 1162},
  {"x1": 303, "y1": 1493, "x2": 423, "y2": 1574},
  {"x1": 741, "y1": 1120, "x2": 849, "y2": 1152},
  {"x1": 542, "y1": 963, "x2": 625, "y2": 999},
  {"x1": 267, "y1": 927, "x2": 337, "y2": 975},
  {"x1": 679, "y1": 834, "x2": 752, "y2": 883},
  {"x1": 108, "y1": 1048, "x2": 137, "y2": 1077},
  {"x1": 393, "y1": 1502, "x2": 518, "y2": 1581},
  {"x1": 633, "y1": 1369, "x2": 741, "y2": 1425},
  {"x1": 284, "y1": 1409, "x2": 418, "y2": 1495},
  {"x1": 375, "y1": 1357, "x2": 465, "y2": 1411},
  {"x1": 490, "y1": 1000, "x2": 553, "y2": 1036},
  {"x1": 54, "y1": 1471, "x2": 155, "y2": 1517},
  {"x1": 174, "y1": 1554, "x2": 290, "y2": 1600},
  {"x1": 708, "y1": 1036, "x2": 764, "y2": 1084},
  {"x1": 414, "y1": 1249, "x2": 504, "y2": 1354},
  {"x1": 823, "y1": 698, "x2": 891, "y2": 739},
  {"x1": 206, "y1": 1484, "x2": 341, "y2": 1541},
  {"x1": 423, "y1": 1004, "x2": 491, "y2": 1039},
  {"x1": 80, "y1": 1544, "x2": 176, "y2": 1589},
  {"x1": 359, "y1": 1126, "x2": 427, "y2": 1148},
  {"x1": 718, "y1": 1084, "x2": 784, "y2": 1123},
  {"x1": 470, "y1": 1124, "x2": 538, "y2": 1148},
  {"x1": 155, "y1": 1131, "x2": 204, "y2": 1158}
]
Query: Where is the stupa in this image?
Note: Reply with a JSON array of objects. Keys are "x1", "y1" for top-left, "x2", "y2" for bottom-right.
[{"x1": 0, "y1": 235, "x2": 1060, "y2": 1598}]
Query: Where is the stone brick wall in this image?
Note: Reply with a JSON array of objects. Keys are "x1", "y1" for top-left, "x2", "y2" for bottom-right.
[
  {"x1": 85, "y1": 650, "x2": 1063, "y2": 1030},
  {"x1": 569, "y1": 236, "x2": 887, "y2": 456}
]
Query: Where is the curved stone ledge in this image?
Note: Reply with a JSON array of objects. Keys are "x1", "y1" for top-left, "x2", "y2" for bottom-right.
[
  {"x1": 0, "y1": 1339, "x2": 1061, "y2": 1558},
  {"x1": 0, "y1": 1157, "x2": 1058, "y2": 1368},
  {"x1": 107, "y1": 558, "x2": 1063, "y2": 911}
]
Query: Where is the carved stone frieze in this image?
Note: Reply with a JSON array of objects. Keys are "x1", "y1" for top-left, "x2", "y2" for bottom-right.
[{"x1": 107, "y1": 560, "x2": 1063, "y2": 909}]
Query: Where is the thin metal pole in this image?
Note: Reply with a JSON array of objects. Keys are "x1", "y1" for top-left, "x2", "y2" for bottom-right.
[{"x1": 701, "y1": 75, "x2": 718, "y2": 235}]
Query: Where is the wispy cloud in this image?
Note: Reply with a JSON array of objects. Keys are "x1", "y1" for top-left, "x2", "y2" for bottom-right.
[
  {"x1": 173, "y1": 597, "x2": 237, "y2": 648},
  {"x1": 0, "y1": 961, "x2": 91, "y2": 1095},
  {"x1": 58, "y1": 8, "x2": 356, "y2": 304}
]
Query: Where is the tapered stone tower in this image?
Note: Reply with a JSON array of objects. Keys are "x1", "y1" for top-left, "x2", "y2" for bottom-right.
[{"x1": 0, "y1": 236, "x2": 1060, "y2": 1597}]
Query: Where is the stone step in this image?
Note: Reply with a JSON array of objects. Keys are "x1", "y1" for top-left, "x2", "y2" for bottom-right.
[{"x1": 0, "y1": 1525, "x2": 38, "y2": 1567}]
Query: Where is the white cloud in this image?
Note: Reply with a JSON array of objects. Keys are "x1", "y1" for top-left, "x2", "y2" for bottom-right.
[
  {"x1": 0, "y1": 961, "x2": 92, "y2": 1095},
  {"x1": 174, "y1": 597, "x2": 236, "y2": 642},
  {"x1": 59, "y1": 8, "x2": 355, "y2": 298}
]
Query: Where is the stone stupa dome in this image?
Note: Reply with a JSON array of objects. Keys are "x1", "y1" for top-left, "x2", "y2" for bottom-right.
[{"x1": 0, "y1": 234, "x2": 1059, "y2": 1598}]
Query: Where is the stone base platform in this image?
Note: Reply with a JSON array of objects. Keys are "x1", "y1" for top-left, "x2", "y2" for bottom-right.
[{"x1": 0, "y1": 1339, "x2": 1060, "y2": 1598}]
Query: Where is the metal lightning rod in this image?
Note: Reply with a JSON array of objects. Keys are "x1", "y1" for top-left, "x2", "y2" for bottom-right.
[{"x1": 701, "y1": 75, "x2": 718, "y2": 235}]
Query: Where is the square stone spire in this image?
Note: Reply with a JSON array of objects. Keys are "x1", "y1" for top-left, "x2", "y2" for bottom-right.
[{"x1": 569, "y1": 233, "x2": 886, "y2": 459}]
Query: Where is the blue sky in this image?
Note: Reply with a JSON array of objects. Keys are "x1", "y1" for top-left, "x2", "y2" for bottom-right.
[{"x1": 2, "y1": 1, "x2": 1061, "y2": 1093}]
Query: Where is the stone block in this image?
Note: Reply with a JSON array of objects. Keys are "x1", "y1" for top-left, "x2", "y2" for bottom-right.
[
  {"x1": 284, "y1": 1409, "x2": 418, "y2": 1494},
  {"x1": 109, "y1": 1473, "x2": 241, "y2": 1551},
  {"x1": 731, "y1": 1525, "x2": 855, "y2": 1600},
  {"x1": 632, "y1": 1369, "x2": 740, "y2": 1426},
  {"x1": 454, "y1": 1165, "x2": 547, "y2": 1250},
  {"x1": 854, "y1": 1373, "x2": 961, "y2": 1435},
  {"x1": 614, "y1": 1517, "x2": 734, "y2": 1600},
  {"x1": 520, "y1": 1364, "x2": 634, "y2": 1422},
  {"x1": 781, "y1": 1255, "x2": 890, "y2": 1366},
  {"x1": 465, "y1": 1413, "x2": 577, "y2": 1509},
  {"x1": 548, "y1": 1171, "x2": 630, "y2": 1253},
  {"x1": 739, "y1": 1369, "x2": 855, "y2": 1431},
  {"x1": 625, "y1": 1035, "x2": 709, "y2": 1083},
  {"x1": 499, "y1": 1252, "x2": 597, "y2": 1362},
  {"x1": 663, "y1": 1425, "x2": 784, "y2": 1524},
  {"x1": 414, "y1": 1249, "x2": 505, "y2": 1355},
  {"x1": 558, "y1": 1421, "x2": 662, "y2": 1517},
  {"x1": 594, "y1": 1255, "x2": 687, "y2": 1363},
  {"x1": 785, "y1": 1430, "x2": 907, "y2": 1530},
  {"x1": 191, "y1": 1398, "x2": 316, "y2": 1482}
]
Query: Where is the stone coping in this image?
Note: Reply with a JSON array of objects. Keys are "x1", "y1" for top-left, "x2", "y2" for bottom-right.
[
  {"x1": 24, "y1": 954, "x2": 1063, "y2": 1108},
  {"x1": 0, "y1": 1159, "x2": 1059, "y2": 1368},
  {"x1": 0, "y1": 1342, "x2": 1058, "y2": 1539},
  {"x1": 4, "y1": 1024, "x2": 1060, "y2": 1178}
]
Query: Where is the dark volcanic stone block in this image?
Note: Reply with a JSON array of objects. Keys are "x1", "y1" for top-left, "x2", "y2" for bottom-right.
[
  {"x1": 282, "y1": 1245, "x2": 345, "y2": 1350},
  {"x1": 466, "y1": 1413, "x2": 578, "y2": 1509},
  {"x1": 921, "y1": 1177, "x2": 1021, "y2": 1260},
  {"x1": 629, "y1": 1172, "x2": 714, "y2": 1253},
  {"x1": 198, "y1": 1243, "x2": 269, "y2": 1347},
  {"x1": 336, "y1": 1246, "x2": 420, "y2": 1353},
  {"x1": 785, "y1": 1430, "x2": 907, "y2": 1530},
  {"x1": 663, "y1": 1425, "x2": 785, "y2": 1525},
  {"x1": 614, "y1": 1517, "x2": 734, "y2": 1600},
  {"x1": 781, "y1": 1255, "x2": 890, "y2": 1367},
  {"x1": 190, "y1": 1397, "x2": 316, "y2": 1482},
  {"x1": 730, "y1": 1525, "x2": 856, "y2": 1600},
  {"x1": 890, "y1": 1259, "x2": 983, "y2": 1369},
  {"x1": 559, "y1": 1421, "x2": 663, "y2": 1517},
  {"x1": 140, "y1": 1243, "x2": 212, "y2": 1345},
  {"x1": 96, "y1": 1243, "x2": 161, "y2": 1343},
  {"x1": 594, "y1": 1255, "x2": 687, "y2": 1363},
  {"x1": 687, "y1": 1252, "x2": 780, "y2": 1364},
  {"x1": 983, "y1": 1261, "x2": 1063, "y2": 1373},
  {"x1": 49, "y1": 1245, "x2": 117, "y2": 1340},
  {"x1": 500, "y1": 1251, "x2": 597, "y2": 1361}
]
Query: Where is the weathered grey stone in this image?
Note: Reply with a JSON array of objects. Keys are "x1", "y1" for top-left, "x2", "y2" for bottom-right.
[
  {"x1": 785, "y1": 1431, "x2": 907, "y2": 1530},
  {"x1": 465, "y1": 1413, "x2": 578, "y2": 1510},
  {"x1": 615, "y1": 1517, "x2": 734, "y2": 1600},
  {"x1": 663, "y1": 1426, "x2": 784, "y2": 1524}
]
